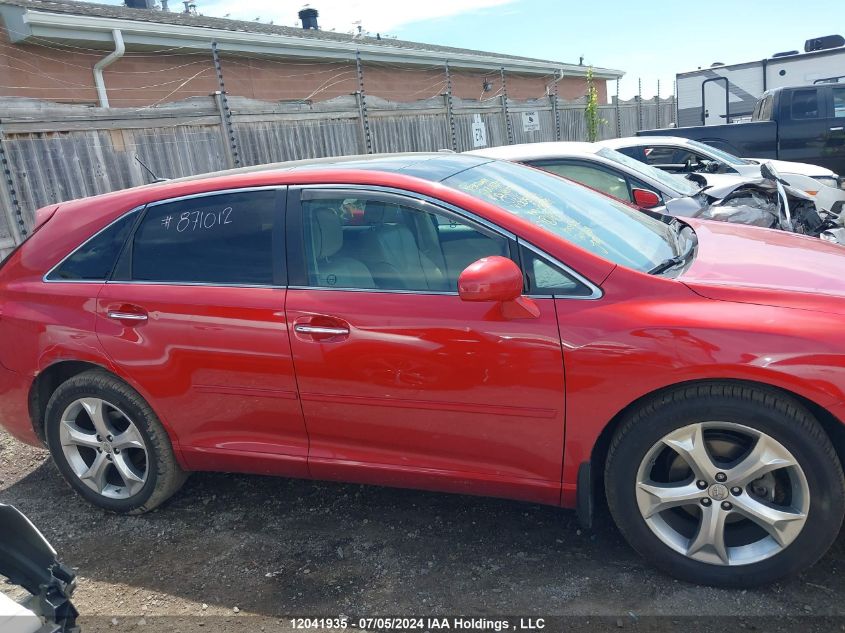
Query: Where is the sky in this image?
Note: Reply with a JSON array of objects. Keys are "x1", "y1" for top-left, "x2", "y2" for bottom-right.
[{"x1": 104, "y1": 0, "x2": 838, "y2": 99}]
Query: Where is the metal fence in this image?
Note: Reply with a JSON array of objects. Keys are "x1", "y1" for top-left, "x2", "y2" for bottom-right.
[{"x1": 0, "y1": 92, "x2": 675, "y2": 259}]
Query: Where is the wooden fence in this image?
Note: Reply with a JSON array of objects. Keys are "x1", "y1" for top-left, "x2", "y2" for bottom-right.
[{"x1": 0, "y1": 93, "x2": 675, "y2": 259}]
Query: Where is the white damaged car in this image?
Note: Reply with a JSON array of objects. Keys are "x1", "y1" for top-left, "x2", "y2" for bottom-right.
[{"x1": 602, "y1": 136, "x2": 845, "y2": 214}]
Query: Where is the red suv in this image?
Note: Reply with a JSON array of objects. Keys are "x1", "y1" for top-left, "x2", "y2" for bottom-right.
[{"x1": 1, "y1": 154, "x2": 845, "y2": 587}]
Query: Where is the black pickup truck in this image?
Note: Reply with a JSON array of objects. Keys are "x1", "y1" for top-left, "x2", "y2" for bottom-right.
[{"x1": 639, "y1": 84, "x2": 845, "y2": 176}]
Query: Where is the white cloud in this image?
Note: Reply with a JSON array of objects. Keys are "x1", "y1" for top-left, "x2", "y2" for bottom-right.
[{"x1": 196, "y1": 0, "x2": 516, "y2": 35}]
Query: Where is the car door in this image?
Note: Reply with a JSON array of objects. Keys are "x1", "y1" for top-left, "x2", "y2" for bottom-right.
[
  {"x1": 285, "y1": 187, "x2": 578, "y2": 504},
  {"x1": 95, "y1": 187, "x2": 310, "y2": 477},
  {"x1": 823, "y1": 85, "x2": 845, "y2": 175},
  {"x1": 778, "y1": 87, "x2": 830, "y2": 166}
]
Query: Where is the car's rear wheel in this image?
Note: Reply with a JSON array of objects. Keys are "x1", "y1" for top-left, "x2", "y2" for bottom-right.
[
  {"x1": 605, "y1": 383, "x2": 845, "y2": 587},
  {"x1": 44, "y1": 370, "x2": 187, "y2": 514}
]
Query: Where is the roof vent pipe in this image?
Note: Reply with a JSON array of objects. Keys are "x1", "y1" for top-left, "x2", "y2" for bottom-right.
[
  {"x1": 299, "y1": 8, "x2": 319, "y2": 29},
  {"x1": 93, "y1": 29, "x2": 125, "y2": 108}
]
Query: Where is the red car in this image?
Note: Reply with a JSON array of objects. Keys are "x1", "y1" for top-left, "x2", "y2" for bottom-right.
[{"x1": 1, "y1": 153, "x2": 844, "y2": 587}]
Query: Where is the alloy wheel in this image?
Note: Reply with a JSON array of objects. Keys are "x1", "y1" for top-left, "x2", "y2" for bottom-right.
[
  {"x1": 635, "y1": 421, "x2": 809, "y2": 566},
  {"x1": 58, "y1": 397, "x2": 149, "y2": 500}
]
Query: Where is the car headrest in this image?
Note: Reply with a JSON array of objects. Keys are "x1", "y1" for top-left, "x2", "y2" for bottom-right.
[
  {"x1": 312, "y1": 207, "x2": 343, "y2": 258},
  {"x1": 364, "y1": 201, "x2": 401, "y2": 224}
]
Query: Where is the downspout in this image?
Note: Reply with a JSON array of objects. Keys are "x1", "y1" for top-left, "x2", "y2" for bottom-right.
[{"x1": 93, "y1": 29, "x2": 125, "y2": 108}]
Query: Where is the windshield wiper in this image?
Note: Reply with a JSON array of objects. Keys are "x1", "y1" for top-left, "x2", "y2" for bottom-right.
[{"x1": 648, "y1": 225, "x2": 697, "y2": 275}]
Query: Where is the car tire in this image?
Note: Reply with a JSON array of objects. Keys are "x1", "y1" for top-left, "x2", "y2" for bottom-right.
[
  {"x1": 44, "y1": 369, "x2": 188, "y2": 514},
  {"x1": 604, "y1": 382, "x2": 845, "y2": 587}
]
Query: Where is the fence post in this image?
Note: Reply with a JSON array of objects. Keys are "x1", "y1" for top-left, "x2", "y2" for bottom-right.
[
  {"x1": 637, "y1": 77, "x2": 643, "y2": 131},
  {"x1": 500, "y1": 67, "x2": 513, "y2": 145},
  {"x1": 0, "y1": 122, "x2": 25, "y2": 244},
  {"x1": 655, "y1": 80, "x2": 661, "y2": 128},
  {"x1": 550, "y1": 71, "x2": 561, "y2": 141},
  {"x1": 673, "y1": 79, "x2": 679, "y2": 127},
  {"x1": 444, "y1": 61, "x2": 458, "y2": 151},
  {"x1": 211, "y1": 42, "x2": 241, "y2": 169},
  {"x1": 615, "y1": 79, "x2": 621, "y2": 138},
  {"x1": 355, "y1": 50, "x2": 373, "y2": 154}
]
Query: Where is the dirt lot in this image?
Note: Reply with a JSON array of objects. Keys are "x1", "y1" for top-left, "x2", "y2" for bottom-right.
[{"x1": 3, "y1": 427, "x2": 845, "y2": 633}]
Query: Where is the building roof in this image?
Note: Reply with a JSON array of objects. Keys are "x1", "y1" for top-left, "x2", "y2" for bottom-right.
[{"x1": 0, "y1": 0, "x2": 624, "y2": 78}]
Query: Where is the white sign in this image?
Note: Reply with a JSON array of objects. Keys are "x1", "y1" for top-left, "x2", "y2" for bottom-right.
[
  {"x1": 471, "y1": 114, "x2": 488, "y2": 148},
  {"x1": 521, "y1": 111, "x2": 540, "y2": 132}
]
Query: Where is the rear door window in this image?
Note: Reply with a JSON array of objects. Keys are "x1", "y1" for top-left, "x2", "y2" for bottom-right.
[
  {"x1": 641, "y1": 146, "x2": 677, "y2": 166},
  {"x1": 530, "y1": 160, "x2": 632, "y2": 202},
  {"x1": 129, "y1": 189, "x2": 281, "y2": 285},
  {"x1": 792, "y1": 89, "x2": 820, "y2": 119}
]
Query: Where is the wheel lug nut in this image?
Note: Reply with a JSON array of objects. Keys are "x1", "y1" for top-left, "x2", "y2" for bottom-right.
[
  {"x1": 715, "y1": 472, "x2": 727, "y2": 482},
  {"x1": 113, "y1": 448, "x2": 120, "y2": 454},
  {"x1": 106, "y1": 454, "x2": 112, "y2": 461},
  {"x1": 731, "y1": 486, "x2": 742, "y2": 496},
  {"x1": 696, "y1": 480, "x2": 707, "y2": 490},
  {"x1": 96, "y1": 435, "x2": 102, "y2": 442},
  {"x1": 97, "y1": 447, "x2": 102, "y2": 453},
  {"x1": 106, "y1": 435, "x2": 113, "y2": 442},
  {"x1": 721, "y1": 501, "x2": 733, "y2": 511},
  {"x1": 700, "y1": 498, "x2": 712, "y2": 507}
]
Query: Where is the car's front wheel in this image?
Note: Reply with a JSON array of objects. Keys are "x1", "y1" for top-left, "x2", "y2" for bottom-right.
[
  {"x1": 44, "y1": 370, "x2": 187, "y2": 514},
  {"x1": 605, "y1": 383, "x2": 845, "y2": 587}
]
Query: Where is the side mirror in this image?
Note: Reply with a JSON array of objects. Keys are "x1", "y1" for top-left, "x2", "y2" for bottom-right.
[
  {"x1": 632, "y1": 188, "x2": 661, "y2": 209},
  {"x1": 458, "y1": 256, "x2": 539, "y2": 319},
  {"x1": 760, "y1": 160, "x2": 785, "y2": 183}
]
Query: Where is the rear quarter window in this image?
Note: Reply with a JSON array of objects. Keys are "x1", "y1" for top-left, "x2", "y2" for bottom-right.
[{"x1": 46, "y1": 211, "x2": 137, "y2": 281}]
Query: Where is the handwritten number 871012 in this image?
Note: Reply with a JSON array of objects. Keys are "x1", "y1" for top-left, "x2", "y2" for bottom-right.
[{"x1": 161, "y1": 207, "x2": 233, "y2": 233}]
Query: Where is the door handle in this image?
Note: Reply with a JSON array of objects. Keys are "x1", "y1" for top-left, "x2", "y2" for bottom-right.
[
  {"x1": 107, "y1": 311, "x2": 148, "y2": 321},
  {"x1": 831, "y1": 126, "x2": 844, "y2": 132},
  {"x1": 292, "y1": 316, "x2": 351, "y2": 341},
  {"x1": 106, "y1": 303, "x2": 148, "y2": 323},
  {"x1": 293, "y1": 324, "x2": 349, "y2": 336}
]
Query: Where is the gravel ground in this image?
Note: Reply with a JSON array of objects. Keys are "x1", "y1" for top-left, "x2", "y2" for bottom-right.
[{"x1": 3, "y1": 427, "x2": 845, "y2": 633}]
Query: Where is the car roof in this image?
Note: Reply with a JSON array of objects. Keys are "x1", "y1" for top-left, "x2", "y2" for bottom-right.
[
  {"x1": 168, "y1": 152, "x2": 493, "y2": 186},
  {"x1": 599, "y1": 136, "x2": 693, "y2": 150},
  {"x1": 465, "y1": 142, "x2": 600, "y2": 161}
]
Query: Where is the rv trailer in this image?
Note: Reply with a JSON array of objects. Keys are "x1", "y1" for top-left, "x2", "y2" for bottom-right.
[{"x1": 676, "y1": 34, "x2": 845, "y2": 128}]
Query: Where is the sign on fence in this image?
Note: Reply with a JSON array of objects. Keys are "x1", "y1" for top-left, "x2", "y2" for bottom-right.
[
  {"x1": 471, "y1": 114, "x2": 488, "y2": 148},
  {"x1": 521, "y1": 111, "x2": 540, "y2": 132}
]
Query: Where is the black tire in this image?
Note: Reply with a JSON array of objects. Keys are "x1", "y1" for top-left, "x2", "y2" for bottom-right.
[
  {"x1": 605, "y1": 382, "x2": 845, "y2": 587},
  {"x1": 44, "y1": 369, "x2": 188, "y2": 514}
]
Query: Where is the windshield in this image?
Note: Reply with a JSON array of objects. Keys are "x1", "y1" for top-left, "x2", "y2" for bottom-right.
[
  {"x1": 443, "y1": 160, "x2": 677, "y2": 273},
  {"x1": 595, "y1": 147, "x2": 701, "y2": 197},
  {"x1": 686, "y1": 139, "x2": 750, "y2": 166}
]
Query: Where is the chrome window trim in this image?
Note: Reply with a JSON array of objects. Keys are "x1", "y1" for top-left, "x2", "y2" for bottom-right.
[
  {"x1": 143, "y1": 185, "x2": 285, "y2": 209},
  {"x1": 43, "y1": 206, "x2": 143, "y2": 284},
  {"x1": 44, "y1": 183, "x2": 603, "y2": 302},
  {"x1": 288, "y1": 285, "x2": 458, "y2": 296},
  {"x1": 104, "y1": 280, "x2": 285, "y2": 289}
]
